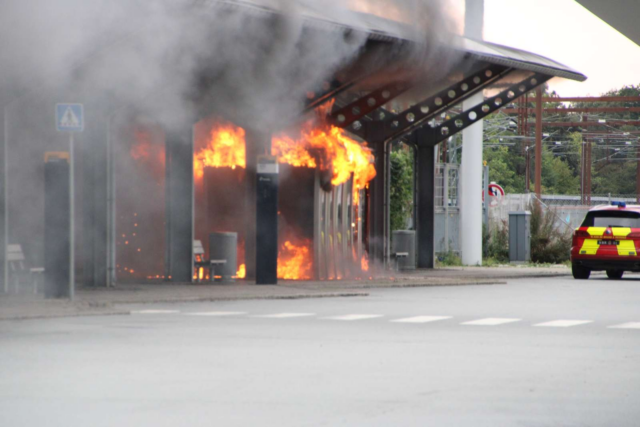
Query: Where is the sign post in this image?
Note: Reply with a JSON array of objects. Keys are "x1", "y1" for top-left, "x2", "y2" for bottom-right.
[
  {"x1": 56, "y1": 103, "x2": 84, "y2": 299},
  {"x1": 488, "y1": 182, "x2": 505, "y2": 208}
]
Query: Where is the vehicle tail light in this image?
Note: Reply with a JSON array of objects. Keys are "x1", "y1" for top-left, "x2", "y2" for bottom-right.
[
  {"x1": 628, "y1": 231, "x2": 640, "y2": 248},
  {"x1": 572, "y1": 229, "x2": 590, "y2": 247}
]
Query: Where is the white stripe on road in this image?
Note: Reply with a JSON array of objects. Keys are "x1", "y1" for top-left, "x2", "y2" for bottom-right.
[
  {"x1": 325, "y1": 314, "x2": 384, "y2": 321},
  {"x1": 461, "y1": 318, "x2": 521, "y2": 326},
  {"x1": 254, "y1": 313, "x2": 316, "y2": 319},
  {"x1": 131, "y1": 310, "x2": 180, "y2": 314},
  {"x1": 608, "y1": 322, "x2": 640, "y2": 329},
  {"x1": 533, "y1": 320, "x2": 593, "y2": 328},
  {"x1": 184, "y1": 311, "x2": 247, "y2": 316},
  {"x1": 391, "y1": 316, "x2": 452, "y2": 324}
]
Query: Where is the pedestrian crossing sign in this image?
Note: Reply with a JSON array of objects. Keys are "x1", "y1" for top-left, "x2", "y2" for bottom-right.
[{"x1": 56, "y1": 103, "x2": 84, "y2": 132}]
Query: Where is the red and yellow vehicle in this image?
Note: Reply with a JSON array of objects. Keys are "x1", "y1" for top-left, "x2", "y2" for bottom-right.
[{"x1": 571, "y1": 202, "x2": 640, "y2": 279}]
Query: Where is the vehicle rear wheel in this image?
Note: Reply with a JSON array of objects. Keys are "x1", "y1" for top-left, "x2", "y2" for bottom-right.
[
  {"x1": 572, "y1": 263, "x2": 591, "y2": 280},
  {"x1": 606, "y1": 269, "x2": 624, "y2": 280}
]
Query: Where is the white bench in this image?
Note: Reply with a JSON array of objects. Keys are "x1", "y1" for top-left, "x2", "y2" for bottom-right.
[
  {"x1": 194, "y1": 240, "x2": 226, "y2": 283},
  {"x1": 7, "y1": 244, "x2": 44, "y2": 294}
]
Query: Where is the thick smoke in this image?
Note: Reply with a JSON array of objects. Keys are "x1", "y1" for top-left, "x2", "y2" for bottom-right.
[
  {"x1": 0, "y1": 0, "x2": 460, "y2": 279},
  {"x1": 1, "y1": 0, "x2": 459, "y2": 128}
]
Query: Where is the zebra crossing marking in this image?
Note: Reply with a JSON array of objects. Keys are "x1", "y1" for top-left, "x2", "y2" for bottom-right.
[
  {"x1": 184, "y1": 311, "x2": 247, "y2": 317},
  {"x1": 461, "y1": 318, "x2": 521, "y2": 326},
  {"x1": 533, "y1": 320, "x2": 593, "y2": 328},
  {"x1": 254, "y1": 313, "x2": 316, "y2": 319},
  {"x1": 131, "y1": 310, "x2": 180, "y2": 314},
  {"x1": 391, "y1": 316, "x2": 452, "y2": 324},
  {"x1": 608, "y1": 322, "x2": 640, "y2": 329},
  {"x1": 325, "y1": 314, "x2": 384, "y2": 321}
]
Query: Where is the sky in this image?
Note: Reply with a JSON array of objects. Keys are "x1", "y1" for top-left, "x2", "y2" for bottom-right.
[{"x1": 481, "y1": 0, "x2": 640, "y2": 96}]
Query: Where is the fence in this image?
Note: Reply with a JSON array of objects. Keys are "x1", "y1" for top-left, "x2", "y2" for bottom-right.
[
  {"x1": 434, "y1": 164, "x2": 460, "y2": 254},
  {"x1": 488, "y1": 193, "x2": 639, "y2": 231},
  {"x1": 430, "y1": 164, "x2": 636, "y2": 254}
]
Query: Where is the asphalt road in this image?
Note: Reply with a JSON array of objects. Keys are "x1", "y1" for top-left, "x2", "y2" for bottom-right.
[{"x1": 2, "y1": 275, "x2": 640, "y2": 426}]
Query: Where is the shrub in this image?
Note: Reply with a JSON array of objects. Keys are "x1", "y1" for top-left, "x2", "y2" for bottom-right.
[
  {"x1": 529, "y1": 200, "x2": 572, "y2": 264},
  {"x1": 483, "y1": 221, "x2": 509, "y2": 263},
  {"x1": 436, "y1": 250, "x2": 462, "y2": 267}
]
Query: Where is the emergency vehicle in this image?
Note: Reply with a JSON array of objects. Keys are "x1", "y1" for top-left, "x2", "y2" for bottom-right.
[{"x1": 571, "y1": 201, "x2": 640, "y2": 279}]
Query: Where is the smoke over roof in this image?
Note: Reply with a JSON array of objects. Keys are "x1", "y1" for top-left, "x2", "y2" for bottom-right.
[{"x1": 0, "y1": 0, "x2": 459, "y2": 128}]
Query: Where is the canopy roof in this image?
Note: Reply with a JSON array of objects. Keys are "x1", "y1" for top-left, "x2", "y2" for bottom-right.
[
  {"x1": 208, "y1": 0, "x2": 586, "y2": 82},
  {"x1": 576, "y1": 0, "x2": 640, "y2": 48}
]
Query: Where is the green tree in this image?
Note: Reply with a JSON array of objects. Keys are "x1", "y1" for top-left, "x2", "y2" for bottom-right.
[{"x1": 390, "y1": 145, "x2": 414, "y2": 231}]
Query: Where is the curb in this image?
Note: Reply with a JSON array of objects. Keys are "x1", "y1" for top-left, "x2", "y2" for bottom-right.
[
  {"x1": 0, "y1": 277, "x2": 516, "y2": 321},
  {"x1": 0, "y1": 309, "x2": 130, "y2": 322}
]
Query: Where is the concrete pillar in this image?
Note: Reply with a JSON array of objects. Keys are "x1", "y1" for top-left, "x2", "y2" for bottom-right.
[
  {"x1": 165, "y1": 125, "x2": 194, "y2": 282},
  {"x1": 416, "y1": 133, "x2": 435, "y2": 269},
  {"x1": 461, "y1": 0, "x2": 484, "y2": 266},
  {"x1": 460, "y1": 93, "x2": 484, "y2": 266}
]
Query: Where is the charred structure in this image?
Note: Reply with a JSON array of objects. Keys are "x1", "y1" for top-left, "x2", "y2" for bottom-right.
[{"x1": 0, "y1": 0, "x2": 586, "y2": 290}]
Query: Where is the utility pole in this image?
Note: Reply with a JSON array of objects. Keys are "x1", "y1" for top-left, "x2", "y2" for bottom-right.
[
  {"x1": 637, "y1": 143, "x2": 640, "y2": 204},
  {"x1": 586, "y1": 139, "x2": 592, "y2": 205},
  {"x1": 535, "y1": 86, "x2": 543, "y2": 197}
]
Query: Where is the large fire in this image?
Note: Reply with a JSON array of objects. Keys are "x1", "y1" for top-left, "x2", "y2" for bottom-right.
[
  {"x1": 277, "y1": 240, "x2": 313, "y2": 280},
  {"x1": 194, "y1": 119, "x2": 376, "y2": 203},
  {"x1": 272, "y1": 124, "x2": 376, "y2": 202},
  {"x1": 191, "y1": 115, "x2": 375, "y2": 281},
  {"x1": 194, "y1": 124, "x2": 246, "y2": 180}
]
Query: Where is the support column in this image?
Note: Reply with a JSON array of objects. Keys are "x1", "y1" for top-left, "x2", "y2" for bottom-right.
[
  {"x1": 460, "y1": 92, "x2": 484, "y2": 266},
  {"x1": 165, "y1": 125, "x2": 194, "y2": 283},
  {"x1": 415, "y1": 131, "x2": 435, "y2": 269},
  {"x1": 82, "y1": 112, "x2": 109, "y2": 287},
  {"x1": 369, "y1": 141, "x2": 386, "y2": 267},
  {"x1": 461, "y1": 0, "x2": 485, "y2": 266}
]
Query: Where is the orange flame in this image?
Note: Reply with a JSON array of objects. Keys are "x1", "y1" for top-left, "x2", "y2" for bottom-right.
[
  {"x1": 194, "y1": 123, "x2": 246, "y2": 180},
  {"x1": 235, "y1": 263, "x2": 246, "y2": 279},
  {"x1": 271, "y1": 136, "x2": 317, "y2": 168},
  {"x1": 278, "y1": 240, "x2": 313, "y2": 280},
  {"x1": 193, "y1": 118, "x2": 376, "y2": 203},
  {"x1": 272, "y1": 124, "x2": 376, "y2": 202},
  {"x1": 361, "y1": 253, "x2": 369, "y2": 271}
]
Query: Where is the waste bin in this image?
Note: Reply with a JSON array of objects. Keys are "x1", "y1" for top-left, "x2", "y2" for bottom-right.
[
  {"x1": 209, "y1": 232, "x2": 237, "y2": 281},
  {"x1": 391, "y1": 230, "x2": 416, "y2": 270},
  {"x1": 509, "y1": 211, "x2": 531, "y2": 263}
]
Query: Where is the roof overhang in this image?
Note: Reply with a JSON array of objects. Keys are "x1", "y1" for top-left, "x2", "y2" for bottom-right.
[
  {"x1": 576, "y1": 0, "x2": 640, "y2": 48},
  {"x1": 204, "y1": 0, "x2": 586, "y2": 82}
]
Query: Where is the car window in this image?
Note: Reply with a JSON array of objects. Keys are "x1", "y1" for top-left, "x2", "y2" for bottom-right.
[{"x1": 582, "y1": 211, "x2": 640, "y2": 228}]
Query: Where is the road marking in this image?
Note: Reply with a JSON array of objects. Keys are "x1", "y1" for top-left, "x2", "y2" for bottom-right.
[
  {"x1": 325, "y1": 314, "x2": 384, "y2": 321},
  {"x1": 391, "y1": 316, "x2": 452, "y2": 324},
  {"x1": 608, "y1": 322, "x2": 640, "y2": 329},
  {"x1": 253, "y1": 313, "x2": 316, "y2": 319},
  {"x1": 131, "y1": 310, "x2": 180, "y2": 314},
  {"x1": 533, "y1": 320, "x2": 593, "y2": 328},
  {"x1": 184, "y1": 311, "x2": 247, "y2": 316},
  {"x1": 461, "y1": 318, "x2": 521, "y2": 326}
]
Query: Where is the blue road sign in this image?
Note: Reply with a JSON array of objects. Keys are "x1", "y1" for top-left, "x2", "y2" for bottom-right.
[{"x1": 56, "y1": 104, "x2": 84, "y2": 132}]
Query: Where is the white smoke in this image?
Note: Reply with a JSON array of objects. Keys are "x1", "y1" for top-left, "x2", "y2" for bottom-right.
[
  {"x1": 1, "y1": 0, "x2": 460, "y2": 128},
  {"x1": 0, "y1": 0, "x2": 461, "y2": 276}
]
